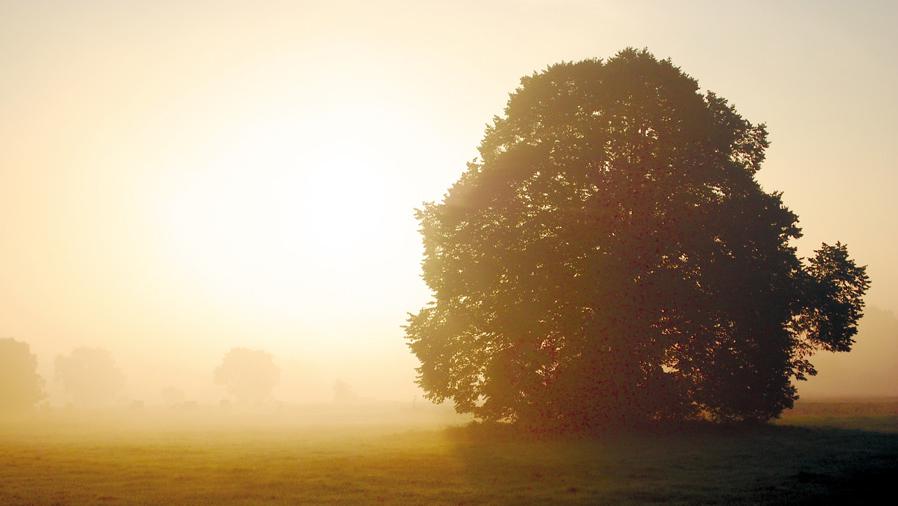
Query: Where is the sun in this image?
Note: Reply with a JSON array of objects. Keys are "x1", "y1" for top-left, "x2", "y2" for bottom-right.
[{"x1": 156, "y1": 102, "x2": 412, "y2": 317}]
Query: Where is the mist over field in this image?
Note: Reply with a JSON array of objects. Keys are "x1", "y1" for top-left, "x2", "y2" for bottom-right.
[
  {"x1": 2, "y1": 1, "x2": 897, "y2": 504},
  {"x1": 8, "y1": 304, "x2": 897, "y2": 413}
]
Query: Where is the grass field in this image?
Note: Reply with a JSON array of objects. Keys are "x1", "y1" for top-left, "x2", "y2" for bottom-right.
[{"x1": 1, "y1": 401, "x2": 896, "y2": 505}]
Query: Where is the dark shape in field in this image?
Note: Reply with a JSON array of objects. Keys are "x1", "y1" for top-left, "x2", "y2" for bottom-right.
[
  {"x1": 443, "y1": 417, "x2": 898, "y2": 504},
  {"x1": 214, "y1": 347, "x2": 280, "y2": 404},
  {"x1": 406, "y1": 48, "x2": 870, "y2": 429},
  {"x1": 55, "y1": 347, "x2": 124, "y2": 407},
  {"x1": 0, "y1": 338, "x2": 44, "y2": 412}
]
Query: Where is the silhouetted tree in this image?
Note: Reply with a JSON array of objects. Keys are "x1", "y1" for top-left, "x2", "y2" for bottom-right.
[
  {"x1": 405, "y1": 49, "x2": 870, "y2": 429},
  {"x1": 0, "y1": 338, "x2": 44, "y2": 412},
  {"x1": 55, "y1": 347, "x2": 124, "y2": 407},
  {"x1": 214, "y1": 348, "x2": 280, "y2": 404}
]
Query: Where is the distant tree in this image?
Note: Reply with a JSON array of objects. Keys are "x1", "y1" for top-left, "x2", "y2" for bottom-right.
[
  {"x1": 160, "y1": 386, "x2": 186, "y2": 407},
  {"x1": 333, "y1": 379, "x2": 358, "y2": 403},
  {"x1": 0, "y1": 338, "x2": 44, "y2": 412},
  {"x1": 214, "y1": 348, "x2": 280, "y2": 404},
  {"x1": 405, "y1": 49, "x2": 870, "y2": 429},
  {"x1": 55, "y1": 347, "x2": 124, "y2": 407}
]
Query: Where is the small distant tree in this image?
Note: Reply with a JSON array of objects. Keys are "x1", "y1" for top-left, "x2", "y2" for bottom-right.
[
  {"x1": 0, "y1": 338, "x2": 44, "y2": 412},
  {"x1": 405, "y1": 49, "x2": 870, "y2": 429},
  {"x1": 333, "y1": 379, "x2": 358, "y2": 403},
  {"x1": 214, "y1": 348, "x2": 280, "y2": 404},
  {"x1": 160, "y1": 386, "x2": 186, "y2": 407},
  {"x1": 55, "y1": 347, "x2": 124, "y2": 407}
]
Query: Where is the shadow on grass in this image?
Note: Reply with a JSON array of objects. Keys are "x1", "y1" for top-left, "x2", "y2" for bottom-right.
[{"x1": 441, "y1": 420, "x2": 898, "y2": 504}]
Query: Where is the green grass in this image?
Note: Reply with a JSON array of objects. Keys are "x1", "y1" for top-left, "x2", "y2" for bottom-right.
[{"x1": 1, "y1": 403, "x2": 896, "y2": 504}]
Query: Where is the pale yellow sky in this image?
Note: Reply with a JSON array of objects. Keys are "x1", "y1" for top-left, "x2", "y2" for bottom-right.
[{"x1": 1, "y1": 0, "x2": 896, "y2": 402}]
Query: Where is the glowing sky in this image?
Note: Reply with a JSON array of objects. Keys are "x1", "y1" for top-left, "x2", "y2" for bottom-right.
[{"x1": 1, "y1": 0, "x2": 896, "y2": 402}]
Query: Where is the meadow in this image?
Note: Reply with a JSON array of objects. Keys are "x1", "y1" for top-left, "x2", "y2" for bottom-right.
[{"x1": 1, "y1": 400, "x2": 896, "y2": 505}]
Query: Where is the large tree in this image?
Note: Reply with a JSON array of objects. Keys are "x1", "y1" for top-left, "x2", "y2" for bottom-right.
[{"x1": 405, "y1": 49, "x2": 869, "y2": 428}]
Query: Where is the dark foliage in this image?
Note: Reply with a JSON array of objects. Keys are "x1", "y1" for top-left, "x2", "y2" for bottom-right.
[{"x1": 405, "y1": 49, "x2": 870, "y2": 428}]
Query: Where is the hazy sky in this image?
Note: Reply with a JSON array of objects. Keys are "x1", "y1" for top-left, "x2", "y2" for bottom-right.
[{"x1": 1, "y1": 0, "x2": 896, "y2": 402}]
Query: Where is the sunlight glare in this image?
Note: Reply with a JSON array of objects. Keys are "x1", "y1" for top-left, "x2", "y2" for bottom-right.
[{"x1": 158, "y1": 103, "x2": 407, "y2": 316}]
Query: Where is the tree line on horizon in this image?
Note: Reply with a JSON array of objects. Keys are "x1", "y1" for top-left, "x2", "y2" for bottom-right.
[{"x1": 0, "y1": 340, "x2": 358, "y2": 412}]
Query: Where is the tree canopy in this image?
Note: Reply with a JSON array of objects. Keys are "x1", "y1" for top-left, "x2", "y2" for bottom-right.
[
  {"x1": 0, "y1": 338, "x2": 44, "y2": 412},
  {"x1": 55, "y1": 347, "x2": 124, "y2": 407},
  {"x1": 405, "y1": 49, "x2": 870, "y2": 429}
]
